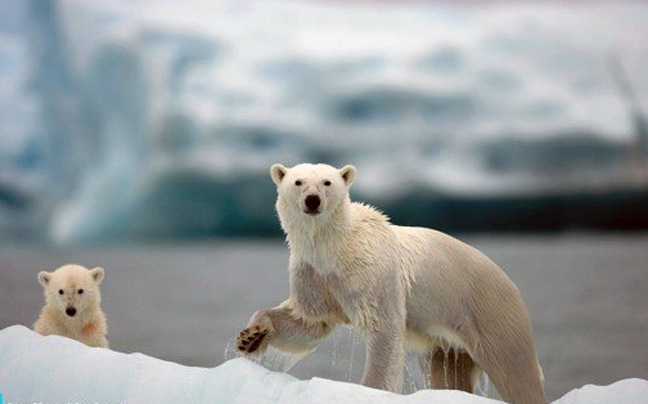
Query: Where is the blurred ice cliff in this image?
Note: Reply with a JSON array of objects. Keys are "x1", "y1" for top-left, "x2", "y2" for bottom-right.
[{"x1": 1, "y1": 0, "x2": 648, "y2": 243}]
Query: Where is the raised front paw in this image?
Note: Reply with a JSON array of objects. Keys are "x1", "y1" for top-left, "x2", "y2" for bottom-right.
[{"x1": 237, "y1": 324, "x2": 269, "y2": 355}]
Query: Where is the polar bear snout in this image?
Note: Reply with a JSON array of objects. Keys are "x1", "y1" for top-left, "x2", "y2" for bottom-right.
[
  {"x1": 304, "y1": 194, "x2": 321, "y2": 215},
  {"x1": 65, "y1": 306, "x2": 77, "y2": 317}
]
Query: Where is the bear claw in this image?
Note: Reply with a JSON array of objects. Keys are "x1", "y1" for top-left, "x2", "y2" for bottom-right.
[{"x1": 236, "y1": 325, "x2": 269, "y2": 354}]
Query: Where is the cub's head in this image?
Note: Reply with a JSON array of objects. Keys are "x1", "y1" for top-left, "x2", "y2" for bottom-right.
[
  {"x1": 38, "y1": 264, "x2": 105, "y2": 319},
  {"x1": 270, "y1": 163, "x2": 356, "y2": 219}
]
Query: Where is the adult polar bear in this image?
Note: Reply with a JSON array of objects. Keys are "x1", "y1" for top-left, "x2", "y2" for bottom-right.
[{"x1": 236, "y1": 163, "x2": 546, "y2": 404}]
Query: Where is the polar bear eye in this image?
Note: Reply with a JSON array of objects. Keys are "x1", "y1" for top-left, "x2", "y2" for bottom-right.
[
  {"x1": 78, "y1": 289, "x2": 84, "y2": 295},
  {"x1": 324, "y1": 180, "x2": 331, "y2": 186},
  {"x1": 58, "y1": 289, "x2": 64, "y2": 295},
  {"x1": 295, "y1": 180, "x2": 302, "y2": 186}
]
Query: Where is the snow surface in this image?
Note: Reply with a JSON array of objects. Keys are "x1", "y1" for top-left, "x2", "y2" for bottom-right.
[
  {"x1": 0, "y1": 325, "x2": 647, "y2": 404},
  {"x1": 1, "y1": 1, "x2": 648, "y2": 241}
]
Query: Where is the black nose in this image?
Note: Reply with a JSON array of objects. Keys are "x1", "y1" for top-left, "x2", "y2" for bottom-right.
[
  {"x1": 305, "y1": 194, "x2": 321, "y2": 211},
  {"x1": 66, "y1": 307, "x2": 77, "y2": 317}
]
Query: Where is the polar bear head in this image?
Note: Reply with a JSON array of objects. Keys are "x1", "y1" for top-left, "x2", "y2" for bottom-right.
[
  {"x1": 270, "y1": 163, "x2": 356, "y2": 221},
  {"x1": 38, "y1": 264, "x2": 105, "y2": 319}
]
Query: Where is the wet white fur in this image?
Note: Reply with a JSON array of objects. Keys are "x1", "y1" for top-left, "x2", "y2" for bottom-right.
[
  {"x1": 34, "y1": 264, "x2": 108, "y2": 348},
  {"x1": 243, "y1": 163, "x2": 545, "y2": 404}
]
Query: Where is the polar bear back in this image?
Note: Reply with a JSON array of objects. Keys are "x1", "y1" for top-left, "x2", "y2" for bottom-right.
[{"x1": 393, "y1": 225, "x2": 528, "y2": 342}]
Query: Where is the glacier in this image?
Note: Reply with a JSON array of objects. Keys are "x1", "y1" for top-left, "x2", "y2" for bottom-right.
[
  {"x1": 0, "y1": 325, "x2": 647, "y2": 404},
  {"x1": 1, "y1": 1, "x2": 648, "y2": 242}
]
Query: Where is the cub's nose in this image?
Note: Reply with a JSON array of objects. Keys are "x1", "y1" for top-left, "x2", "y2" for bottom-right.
[
  {"x1": 66, "y1": 307, "x2": 77, "y2": 317},
  {"x1": 305, "y1": 194, "x2": 321, "y2": 211}
]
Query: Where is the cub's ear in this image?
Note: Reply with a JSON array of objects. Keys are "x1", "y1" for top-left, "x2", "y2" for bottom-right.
[
  {"x1": 270, "y1": 164, "x2": 289, "y2": 186},
  {"x1": 38, "y1": 271, "x2": 52, "y2": 288},
  {"x1": 339, "y1": 165, "x2": 356, "y2": 186},
  {"x1": 89, "y1": 267, "x2": 105, "y2": 285}
]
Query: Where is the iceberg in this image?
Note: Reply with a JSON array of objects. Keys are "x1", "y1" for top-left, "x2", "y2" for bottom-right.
[
  {"x1": 0, "y1": 325, "x2": 647, "y2": 404},
  {"x1": 2, "y1": 1, "x2": 648, "y2": 241}
]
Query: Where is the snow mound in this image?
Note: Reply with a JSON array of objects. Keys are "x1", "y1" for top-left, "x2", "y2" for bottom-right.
[{"x1": 0, "y1": 326, "x2": 647, "y2": 404}]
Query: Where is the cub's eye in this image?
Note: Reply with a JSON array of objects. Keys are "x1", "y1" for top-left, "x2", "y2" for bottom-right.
[
  {"x1": 58, "y1": 289, "x2": 64, "y2": 295},
  {"x1": 324, "y1": 180, "x2": 331, "y2": 186},
  {"x1": 295, "y1": 180, "x2": 302, "y2": 186},
  {"x1": 78, "y1": 289, "x2": 84, "y2": 295}
]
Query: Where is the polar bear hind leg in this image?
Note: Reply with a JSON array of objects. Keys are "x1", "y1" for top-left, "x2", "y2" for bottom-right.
[
  {"x1": 457, "y1": 318, "x2": 546, "y2": 404},
  {"x1": 470, "y1": 338, "x2": 545, "y2": 404}
]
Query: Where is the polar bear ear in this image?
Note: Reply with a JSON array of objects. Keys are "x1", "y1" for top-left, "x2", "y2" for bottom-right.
[
  {"x1": 339, "y1": 165, "x2": 356, "y2": 186},
  {"x1": 38, "y1": 271, "x2": 52, "y2": 288},
  {"x1": 89, "y1": 267, "x2": 105, "y2": 285},
  {"x1": 270, "y1": 164, "x2": 288, "y2": 186}
]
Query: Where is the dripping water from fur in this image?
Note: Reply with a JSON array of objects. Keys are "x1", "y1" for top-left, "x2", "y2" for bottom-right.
[
  {"x1": 332, "y1": 327, "x2": 339, "y2": 368},
  {"x1": 404, "y1": 359, "x2": 418, "y2": 394},
  {"x1": 474, "y1": 370, "x2": 496, "y2": 399},
  {"x1": 250, "y1": 347, "x2": 307, "y2": 372},
  {"x1": 404, "y1": 352, "x2": 426, "y2": 394},
  {"x1": 223, "y1": 337, "x2": 238, "y2": 362},
  {"x1": 224, "y1": 339, "x2": 304, "y2": 372},
  {"x1": 345, "y1": 329, "x2": 361, "y2": 382}
]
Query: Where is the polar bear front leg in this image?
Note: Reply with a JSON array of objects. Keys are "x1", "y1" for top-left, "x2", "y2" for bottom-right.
[
  {"x1": 237, "y1": 302, "x2": 336, "y2": 356},
  {"x1": 360, "y1": 321, "x2": 406, "y2": 393}
]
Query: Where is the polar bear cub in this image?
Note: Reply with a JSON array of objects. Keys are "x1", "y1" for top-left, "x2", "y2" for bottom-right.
[
  {"x1": 34, "y1": 264, "x2": 108, "y2": 348},
  {"x1": 236, "y1": 163, "x2": 546, "y2": 404}
]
